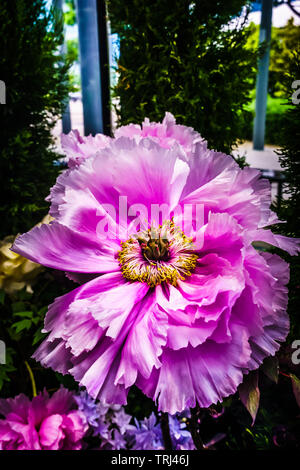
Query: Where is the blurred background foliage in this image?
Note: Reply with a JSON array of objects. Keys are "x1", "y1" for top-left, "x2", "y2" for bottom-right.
[
  {"x1": 277, "y1": 50, "x2": 300, "y2": 344},
  {"x1": 242, "y1": 17, "x2": 300, "y2": 144},
  {"x1": 0, "y1": 0, "x2": 299, "y2": 450},
  {"x1": 0, "y1": 0, "x2": 72, "y2": 239},
  {"x1": 107, "y1": 0, "x2": 258, "y2": 155}
]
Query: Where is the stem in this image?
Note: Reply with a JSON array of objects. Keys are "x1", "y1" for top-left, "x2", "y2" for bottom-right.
[
  {"x1": 24, "y1": 360, "x2": 37, "y2": 398},
  {"x1": 188, "y1": 406, "x2": 205, "y2": 450},
  {"x1": 160, "y1": 412, "x2": 173, "y2": 450}
]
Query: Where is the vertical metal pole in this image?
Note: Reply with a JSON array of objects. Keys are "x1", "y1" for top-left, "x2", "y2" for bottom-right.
[
  {"x1": 76, "y1": 0, "x2": 110, "y2": 136},
  {"x1": 61, "y1": 50, "x2": 72, "y2": 133},
  {"x1": 96, "y1": 0, "x2": 111, "y2": 136},
  {"x1": 253, "y1": 0, "x2": 273, "y2": 150},
  {"x1": 54, "y1": 0, "x2": 72, "y2": 133}
]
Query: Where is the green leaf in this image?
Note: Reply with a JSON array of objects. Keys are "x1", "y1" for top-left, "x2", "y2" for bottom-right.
[
  {"x1": 13, "y1": 311, "x2": 33, "y2": 319},
  {"x1": 239, "y1": 371, "x2": 260, "y2": 425},
  {"x1": 261, "y1": 356, "x2": 279, "y2": 383},
  {"x1": 290, "y1": 374, "x2": 300, "y2": 409},
  {"x1": 12, "y1": 319, "x2": 32, "y2": 333},
  {"x1": 32, "y1": 329, "x2": 46, "y2": 345}
]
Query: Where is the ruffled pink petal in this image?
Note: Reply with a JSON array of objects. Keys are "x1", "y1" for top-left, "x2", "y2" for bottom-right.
[
  {"x1": 11, "y1": 222, "x2": 119, "y2": 273},
  {"x1": 176, "y1": 214, "x2": 245, "y2": 314},
  {"x1": 138, "y1": 322, "x2": 252, "y2": 414},
  {"x1": 104, "y1": 137, "x2": 189, "y2": 219},
  {"x1": 0, "y1": 394, "x2": 30, "y2": 419},
  {"x1": 247, "y1": 228, "x2": 300, "y2": 256},
  {"x1": 68, "y1": 287, "x2": 150, "y2": 401},
  {"x1": 0, "y1": 389, "x2": 87, "y2": 451},
  {"x1": 178, "y1": 256, "x2": 244, "y2": 307},
  {"x1": 181, "y1": 166, "x2": 274, "y2": 231},
  {"x1": 3, "y1": 420, "x2": 40, "y2": 450},
  {"x1": 33, "y1": 273, "x2": 128, "y2": 374},
  {"x1": 33, "y1": 274, "x2": 132, "y2": 372},
  {"x1": 192, "y1": 211, "x2": 244, "y2": 260},
  {"x1": 65, "y1": 313, "x2": 104, "y2": 356},
  {"x1": 155, "y1": 214, "x2": 245, "y2": 348},
  {"x1": 43, "y1": 272, "x2": 124, "y2": 338},
  {"x1": 0, "y1": 422, "x2": 22, "y2": 450},
  {"x1": 33, "y1": 276, "x2": 150, "y2": 404},
  {"x1": 62, "y1": 411, "x2": 88, "y2": 447},
  {"x1": 115, "y1": 123, "x2": 141, "y2": 139},
  {"x1": 70, "y1": 337, "x2": 128, "y2": 403},
  {"x1": 33, "y1": 339, "x2": 73, "y2": 375},
  {"x1": 0, "y1": 395, "x2": 42, "y2": 450},
  {"x1": 61, "y1": 276, "x2": 149, "y2": 342},
  {"x1": 28, "y1": 394, "x2": 49, "y2": 430},
  {"x1": 50, "y1": 137, "x2": 190, "y2": 233},
  {"x1": 230, "y1": 285, "x2": 264, "y2": 338},
  {"x1": 157, "y1": 290, "x2": 236, "y2": 351},
  {"x1": 39, "y1": 414, "x2": 64, "y2": 450},
  {"x1": 165, "y1": 310, "x2": 218, "y2": 350},
  {"x1": 243, "y1": 252, "x2": 290, "y2": 370},
  {"x1": 181, "y1": 141, "x2": 237, "y2": 198},
  {"x1": 46, "y1": 387, "x2": 76, "y2": 416},
  {"x1": 61, "y1": 129, "x2": 110, "y2": 168},
  {"x1": 52, "y1": 184, "x2": 127, "y2": 245},
  {"x1": 48, "y1": 150, "x2": 117, "y2": 222},
  {"x1": 115, "y1": 112, "x2": 202, "y2": 157},
  {"x1": 115, "y1": 295, "x2": 168, "y2": 388}
]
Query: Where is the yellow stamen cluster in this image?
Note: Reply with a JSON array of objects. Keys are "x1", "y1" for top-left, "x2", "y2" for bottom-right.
[{"x1": 118, "y1": 221, "x2": 198, "y2": 287}]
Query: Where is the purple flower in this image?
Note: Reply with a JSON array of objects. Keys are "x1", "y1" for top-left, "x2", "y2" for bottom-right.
[
  {"x1": 0, "y1": 388, "x2": 88, "y2": 450},
  {"x1": 129, "y1": 413, "x2": 163, "y2": 450},
  {"x1": 108, "y1": 429, "x2": 127, "y2": 450},
  {"x1": 93, "y1": 417, "x2": 111, "y2": 446},
  {"x1": 74, "y1": 390, "x2": 104, "y2": 428},
  {"x1": 111, "y1": 408, "x2": 135, "y2": 434},
  {"x1": 74, "y1": 392, "x2": 133, "y2": 448},
  {"x1": 168, "y1": 415, "x2": 194, "y2": 450},
  {"x1": 12, "y1": 115, "x2": 299, "y2": 414}
]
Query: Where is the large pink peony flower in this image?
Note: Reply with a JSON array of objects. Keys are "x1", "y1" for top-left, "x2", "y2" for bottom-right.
[
  {"x1": 12, "y1": 116, "x2": 298, "y2": 414},
  {"x1": 0, "y1": 388, "x2": 88, "y2": 450}
]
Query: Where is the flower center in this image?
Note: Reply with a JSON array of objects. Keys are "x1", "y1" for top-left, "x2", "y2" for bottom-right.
[
  {"x1": 118, "y1": 221, "x2": 198, "y2": 287},
  {"x1": 137, "y1": 228, "x2": 170, "y2": 262}
]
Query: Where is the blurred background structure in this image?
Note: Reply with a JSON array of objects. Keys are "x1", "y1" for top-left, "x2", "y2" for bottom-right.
[
  {"x1": 52, "y1": 0, "x2": 300, "y2": 204},
  {"x1": 55, "y1": 0, "x2": 300, "y2": 142}
]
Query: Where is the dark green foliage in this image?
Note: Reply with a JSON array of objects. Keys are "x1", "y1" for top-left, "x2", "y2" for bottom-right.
[
  {"x1": 277, "y1": 53, "x2": 300, "y2": 231},
  {"x1": 108, "y1": 0, "x2": 257, "y2": 154},
  {"x1": 0, "y1": 270, "x2": 77, "y2": 398},
  {"x1": 0, "y1": 0, "x2": 71, "y2": 238},
  {"x1": 277, "y1": 51, "x2": 300, "y2": 340}
]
